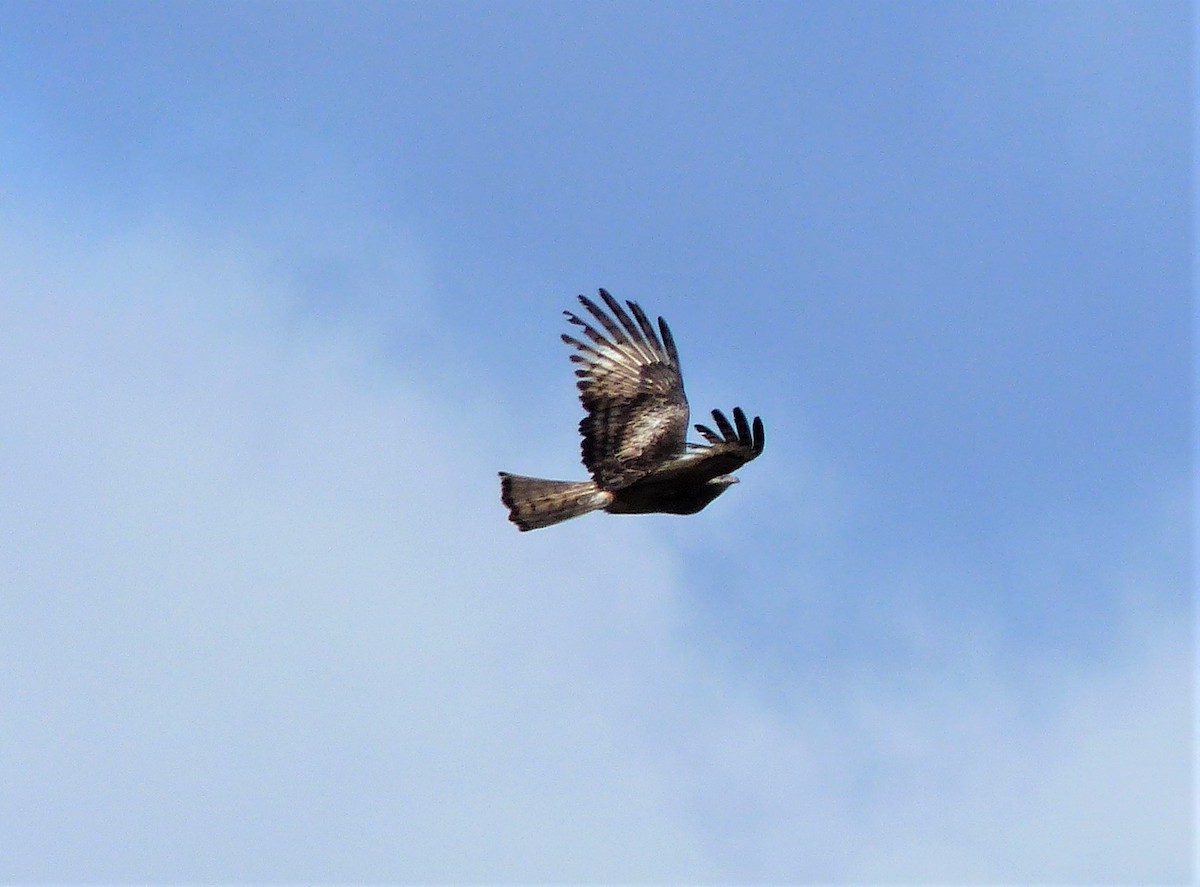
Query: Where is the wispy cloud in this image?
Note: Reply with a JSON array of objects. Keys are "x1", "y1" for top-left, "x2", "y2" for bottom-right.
[{"x1": 0, "y1": 206, "x2": 1190, "y2": 881}]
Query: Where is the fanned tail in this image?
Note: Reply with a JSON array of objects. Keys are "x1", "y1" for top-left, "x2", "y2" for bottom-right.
[{"x1": 498, "y1": 473, "x2": 614, "y2": 531}]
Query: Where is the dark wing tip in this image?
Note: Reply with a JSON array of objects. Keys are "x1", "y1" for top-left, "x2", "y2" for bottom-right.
[
  {"x1": 598, "y1": 288, "x2": 623, "y2": 316},
  {"x1": 732, "y1": 407, "x2": 751, "y2": 444},
  {"x1": 576, "y1": 292, "x2": 603, "y2": 316},
  {"x1": 626, "y1": 300, "x2": 664, "y2": 352},
  {"x1": 711, "y1": 408, "x2": 735, "y2": 440},
  {"x1": 701, "y1": 408, "x2": 764, "y2": 457},
  {"x1": 658, "y1": 316, "x2": 679, "y2": 367}
]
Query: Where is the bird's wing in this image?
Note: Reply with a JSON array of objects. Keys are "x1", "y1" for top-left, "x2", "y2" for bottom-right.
[
  {"x1": 561, "y1": 289, "x2": 689, "y2": 489},
  {"x1": 664, "y1": 406, "x2": 766, "y2": 480}
]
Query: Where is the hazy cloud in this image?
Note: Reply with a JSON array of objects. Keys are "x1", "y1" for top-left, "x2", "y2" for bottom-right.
[{"x1": 0, "y1": 210, "x2": 1190, "y2": 881}]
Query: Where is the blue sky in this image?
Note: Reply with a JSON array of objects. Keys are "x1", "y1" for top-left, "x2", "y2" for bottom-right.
[{"x1": 0, "y1": 1, "x2": 1192, "y2": 881}]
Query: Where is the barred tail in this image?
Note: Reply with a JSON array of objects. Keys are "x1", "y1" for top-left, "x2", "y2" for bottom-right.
[{"x1": 498, "y1": 472, "x2": 613, "y2": 531}]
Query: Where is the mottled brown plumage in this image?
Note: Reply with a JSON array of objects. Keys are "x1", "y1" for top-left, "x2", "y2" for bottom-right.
[{"x1": 499, "y1": 289, "x2": 764, "y2": 531}]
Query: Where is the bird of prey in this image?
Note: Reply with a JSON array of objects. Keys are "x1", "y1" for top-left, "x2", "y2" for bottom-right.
[{"x1": 499, "y1": 289, "x2": 764, "y2": 531}]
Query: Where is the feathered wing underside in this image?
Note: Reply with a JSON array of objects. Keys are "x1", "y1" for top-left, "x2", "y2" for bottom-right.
[{"x1": 562, "y1": 289, "x2": 689, "y2": 488}]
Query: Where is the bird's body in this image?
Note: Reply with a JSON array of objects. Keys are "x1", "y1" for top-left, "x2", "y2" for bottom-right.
[{"x1": 499, "y1": 289, "x2": 764, "y2": 531}]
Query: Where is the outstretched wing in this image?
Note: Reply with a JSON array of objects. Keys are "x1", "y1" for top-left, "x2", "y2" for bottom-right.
[
  {"x1": 681, "y1": 406, "x2": 766, "y2": 479},
  {"x1": 562, "y1": 289, "x2": 689, "y2": 489}
]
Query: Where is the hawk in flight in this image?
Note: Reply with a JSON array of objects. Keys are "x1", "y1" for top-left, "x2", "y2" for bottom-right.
[{"x1": 499, "y1": 289, "x2": 765, "y2": 531}]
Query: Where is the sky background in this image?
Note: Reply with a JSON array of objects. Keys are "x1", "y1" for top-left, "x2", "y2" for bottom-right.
[{"x1": 0, "y1": 1, "x2": 1193, "y2": 882}]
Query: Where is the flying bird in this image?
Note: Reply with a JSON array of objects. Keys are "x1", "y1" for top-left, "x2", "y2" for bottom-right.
[{"x1": 499, "y1": 289, "x2": 765, "y2": 531}]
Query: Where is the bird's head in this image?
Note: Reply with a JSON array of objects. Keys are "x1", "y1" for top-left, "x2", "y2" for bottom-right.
[{"x1": 701, "y1": 474, "x2": 739, "y2": 504}]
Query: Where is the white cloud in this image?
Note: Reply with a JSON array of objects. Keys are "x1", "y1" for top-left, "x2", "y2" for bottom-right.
[
  {"x1": 0, "y1": 208, "x2": 1190, "y2": 882},
  {"x1": 0, "y1": 211, "x2": 715, "y2": 881}
]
